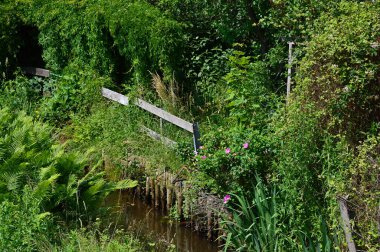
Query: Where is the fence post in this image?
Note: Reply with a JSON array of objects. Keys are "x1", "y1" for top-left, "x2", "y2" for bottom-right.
[
  {"x1": 338, "y1": 196, "x2": 357, "y2": 252},
  {"x1": 192, "y1": 122, "x2": 201, "y2": 151},
  {"x1": 160, "y1": 118, "x2": 163, "y2": 135}
]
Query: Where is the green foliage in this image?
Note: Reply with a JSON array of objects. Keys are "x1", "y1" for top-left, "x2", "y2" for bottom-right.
[
  {"x1": 0, "y1": 107, "x2": 137, "y2": 217},
  {"x1": 0, "y1": 1, "x2": 22, "y2": 79},
  {"x1": 105, "y1": 1, "x2": 186, "y2": 84},
  {"x1": 22, "y1": 0, "x2": 115, "y2": 76},
  {"x1": 272, "y1": 1, "x2": 380, "y2": 249},
  {"x1": 189, "y1": 49, "x2": 277, "y2": 194},
  {"x1": 293, "y1": 1, "x2": 380, "y2": 141},
  {"x1": 221, "y1": 181, "x2": 340, "y2": 252},
  {"x1": 341, "y1": 133, "x2": 380, "y2": 251},
  {"x1": 195, "y1": 127, "x2": 272, "y2": 194},
  {"x1": 0, "y1": 108, "x2": 54, "y2": 201},
  {"x1": 222, "y1": 48, "x2": 276, "y2": 125},
  {"x1": 1, "y1": 0, "x2": 379, "y2": 250},
  {"x1": 14, "y1": 0, "x2": 185, "y2": 86},
  {"x1": 39, "y1": 66, "x2": 107, "y2": 124},
  {"x1": 0, "y1": 75, "x2": 49, "y2": 114},
  {"x1": 221, "y1": 181, "x2": 286, "y2": 252},
  {"x1": 262, "y1": 0, "x2": 340, "y2": 42},
  {"x1": 0, "y1": 68, "x2": 109, "y2": 125},
  {"x1": 0, "y1": 188, "x2": 52, "y2": 252},
  {"x1": 68, "y1": 102, "x2": 185, "y2": 179},
  {"x1": 51, "y1": 227, "x2": 142, "y2": 252}
]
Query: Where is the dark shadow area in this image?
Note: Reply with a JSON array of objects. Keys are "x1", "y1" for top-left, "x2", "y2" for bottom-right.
[{"x1": 17, "y1": 25, "x2": 45, "y2": 68}]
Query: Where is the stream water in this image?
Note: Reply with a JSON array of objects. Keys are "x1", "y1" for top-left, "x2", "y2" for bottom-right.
[{"x1": 106, "y1": 191, "x2": 219, "y2": 252}]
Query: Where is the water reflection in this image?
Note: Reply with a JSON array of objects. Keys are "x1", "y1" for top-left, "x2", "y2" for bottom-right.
[{"x1": 107, "y1": 191, "x2": 219, "y2": 252}]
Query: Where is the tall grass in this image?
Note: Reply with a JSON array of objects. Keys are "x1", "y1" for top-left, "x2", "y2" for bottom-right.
[
  {"x1": 220, "y1": 178, "x2": 341, "y2": 251},
  {"x1": 220, "y1": 180, "x2": 284, "y2": 252}
]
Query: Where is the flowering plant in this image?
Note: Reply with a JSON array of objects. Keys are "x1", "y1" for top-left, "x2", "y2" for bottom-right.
[{"x1": 194, "y1": 126, "x2": 273, "y2": 194}]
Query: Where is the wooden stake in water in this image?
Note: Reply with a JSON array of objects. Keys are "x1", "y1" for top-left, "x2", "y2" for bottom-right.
[
  {"x1": 155, "y1": 178, "x2": 160, "y2": 208},
  {"x1": 207, "y1": 198, "x2": 212, "y2": 239},
  {"x1": 167, "y1": 174, "x2": 173, "y2": 210},
  {"x1": 176, "y1": 182, "x2": 183, "y2": 218},
  {"x1": 145, "y1": 177, "x2": 150, "y2": 199},
  {"x1": 150, "y1": 178, "x2": 155, "y2": 204}
]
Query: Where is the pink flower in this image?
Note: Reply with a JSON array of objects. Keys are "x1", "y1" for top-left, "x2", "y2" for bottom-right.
[
  {"x1": 225, "y1": 148, "x2": 231, "y2": 154},
  {"x1": 243, "y1": 142, "x2": 249, "y2": 149},
  {"x1": 223, "y1": 194, "x2": 231, "y2": 204},
  {"x1": 201, "y1": 155, "x2": 207, "y2": 160},
  {"x1": 200, "y1": 146, "x2": 204, "y2": 149}
]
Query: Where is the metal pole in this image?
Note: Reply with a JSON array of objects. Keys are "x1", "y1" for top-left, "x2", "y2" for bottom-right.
[
  {"x1": 192, "y1": 122, "x2": 201, "y2": 151},
  {"x1": 286, "y1": 42, "x2": 295, "y2": 104}
]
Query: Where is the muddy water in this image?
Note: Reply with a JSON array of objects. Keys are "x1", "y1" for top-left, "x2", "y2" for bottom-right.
[{"x1": 106, "y1": 191, "x2": 219, "y2": 252}]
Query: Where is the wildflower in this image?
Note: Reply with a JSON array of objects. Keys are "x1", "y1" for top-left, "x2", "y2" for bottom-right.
[
  {"x1": 194, "y1": 150, "x2": 198, "y2": 156},
  {"x1": 201, "y1": 155, "x2": 207, "y2": 160},
  {"x1": 225, "y1": 148, "x2": 231, "y2": 154},
  {"x1": 200, "y1": 146, "x2": 204, "y2": 149},
  {"x1": 243, "y1": 142, "x2": 249, "y2": 149},
  {"x1": 223, "y1": 194, "x2": 231, "y2": 204}
]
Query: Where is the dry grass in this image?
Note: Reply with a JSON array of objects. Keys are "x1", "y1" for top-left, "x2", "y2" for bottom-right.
[{"x1": 151, "y1": 73, "x2": 181, "y2": 113}]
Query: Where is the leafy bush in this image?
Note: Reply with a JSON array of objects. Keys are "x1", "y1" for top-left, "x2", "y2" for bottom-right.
[
  {"x1": 341, "y1": 133, "x2": 380, "y2": 250},
  {"x1": 38, "y1": 66, "x2": 107, "y2": 124},
  {"x1": 0, "y1": 68, "x2": 109, "y2": 125},
  {"x1": 272, "y1": 1, "x2": 380, "y2": 248},
  {"x1": 105, "y1": 1, "x2": 186, "y2": 84},
  {"x1": 189, "y1": 48, "x2": 277, "y2": 194},
  {"x1": 0, "y1": 74, "x2": 48, "y2": 114},
  {"x1": 195, "y1": 127, "x2": 272, "y2": 194},
  {"x1": 0, "y1": 188, "x2": 52, "y2": 252}
]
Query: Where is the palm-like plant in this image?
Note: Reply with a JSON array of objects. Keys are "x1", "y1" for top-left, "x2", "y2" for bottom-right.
[{"x1": 0, "y1": 107, "x2": 137, "y2": 219}]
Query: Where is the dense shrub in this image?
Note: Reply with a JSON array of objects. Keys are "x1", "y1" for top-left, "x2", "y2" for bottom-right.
[
  {"x1": 343, "y1": 134, "x2": 380, "y2": 250},
  {"x1": 273, "y1": 2, "x2": 380, "y2": 249},
  {"x1": 0, "y1": 189, "x2": 52, "y2": 251}
]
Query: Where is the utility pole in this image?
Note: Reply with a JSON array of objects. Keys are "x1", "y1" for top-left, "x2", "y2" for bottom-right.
[{"x1": 286, "y1": 42, "x2": 295, "y2": 104}]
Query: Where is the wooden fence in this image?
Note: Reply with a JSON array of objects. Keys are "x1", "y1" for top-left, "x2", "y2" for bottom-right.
[
  {"x1": 22, "y1": 67, "x2": 201, "y2": 151},
  {"x1": 101, "y1": 87, "x2": 201, "y2": 150},
  {"x1": 22, "y1": 67, "x2": 50, "y2": 77}
]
